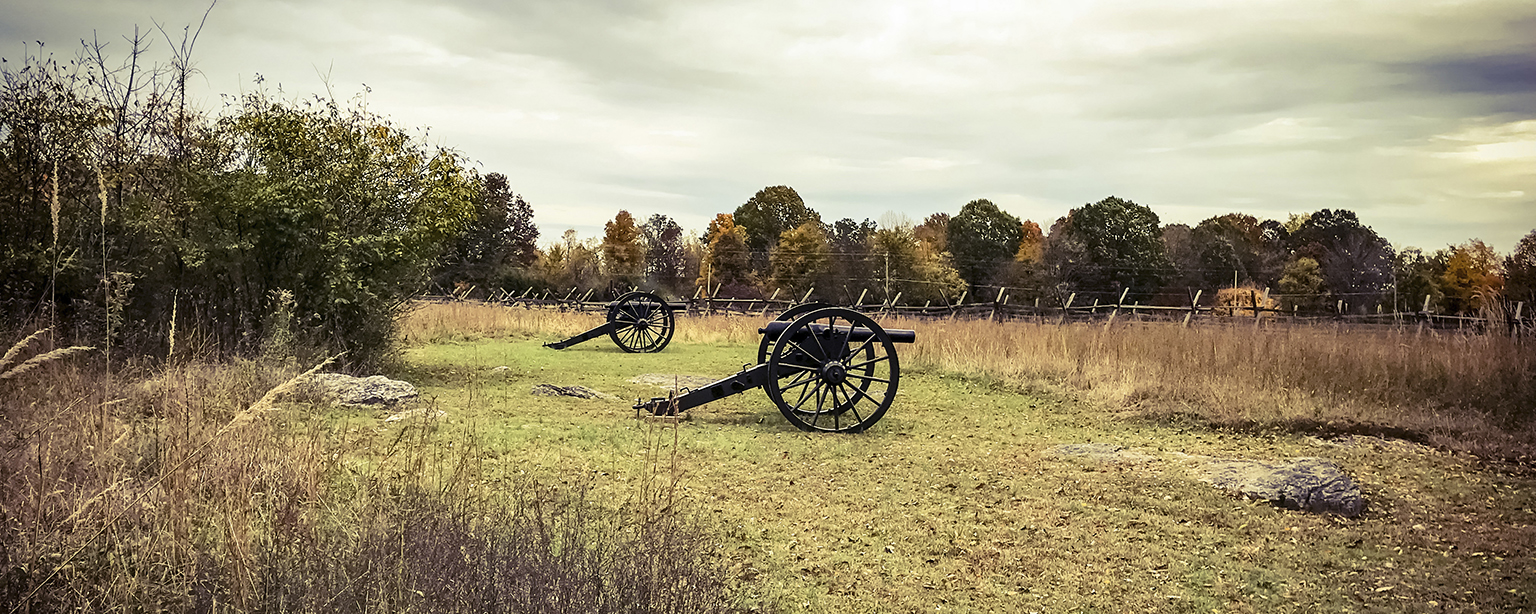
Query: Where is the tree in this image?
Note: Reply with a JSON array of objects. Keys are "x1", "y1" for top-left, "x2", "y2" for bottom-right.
[
  {"x1": 1505, "y1": 229, "x2": 1536, "y2": 305},
  {"x1": 946, "y1": 199, "x2": 1022, "y2": 289},
  {"x1": 914, "y1": 213, "x2": 950, "y2": 254},
  {"x1": 433, "y1": 172, "x2": 539, "y2": 289},
  {"x1": 1277, "y1": 257, "x2": 1325, "y2": 311},
  {"x1": 697, "y1": 213, "x2": 753, "y2": 296},
  {"x1": 1287, "y1": 209, "x2": 1394, "y2": 302},
  {"x1": 200, "y1": 91, "x2": 480, "y2": 367},
  {"x1": 732, "y1": 185, "x2": 819, "y2": 275},
  {"x1": 1191, "y1": 213, "x2": 1274, "y2": 289},
  {"x1": 1161, "y1": 224, "x2": 1204, "y2": 290},
  {"x1": 827, "y1": 217, "x2": 877, "y2": 298},
  {"x1": 770, "y1": 221, "x2": 831, "y2": 299},
  {"x1": 641, "y1": 214, "x2": 687, "y2": 294},
  {"x1": 1042, "y1": 196, "x2": 1172, "y2": 299},
  {"x1": 997, "y1": 220, "x2": 1047, "y2": 295},
  {"x1": 602, "y1": 210, "x2": 644, "y2": 287},
  {"x1": 1440, "y1": 239, "x2": 1504, "y2": 314},
  {"x1": 869, "y1": 221, "x2": 964, "y2": 304},
  {"x1": 1015, "y1": 220, "x2": 1044, "y2": 264},
  {"x1": 540, "y1": 230, "x2": 603, "y2": 292},
  {"x1": 1394, "y1": 247, "x2": 1445, "y2": 313}
]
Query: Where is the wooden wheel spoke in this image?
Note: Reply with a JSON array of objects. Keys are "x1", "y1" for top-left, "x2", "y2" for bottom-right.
[{"x1": 846, "y1": 353, "x2": 890, "y2": 371}]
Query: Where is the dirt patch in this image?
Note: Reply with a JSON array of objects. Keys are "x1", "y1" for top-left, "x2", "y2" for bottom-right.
[{"x1": 629, "y1": 374, "x2": 719, "y2": 390}]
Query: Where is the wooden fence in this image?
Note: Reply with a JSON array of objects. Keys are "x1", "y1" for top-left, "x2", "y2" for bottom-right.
[{"x1": 429, "y1": 285, "x2": 1534, "y2": 335}]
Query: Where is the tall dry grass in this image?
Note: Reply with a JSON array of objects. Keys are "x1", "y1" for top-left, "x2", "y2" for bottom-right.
[
  {"x1": 1, "y1": 341, "x2": 747, "y2": 612},
  {"x1": 401, "y1": 301, "x2": 1535, "y2": 459},
  {"x1": 899, "y1": 316, "x2": 1535, "y2": 458}
]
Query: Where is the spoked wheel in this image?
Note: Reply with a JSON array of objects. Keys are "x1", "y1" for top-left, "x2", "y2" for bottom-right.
[
  {"x1": 765, "y1": 307, "x2": 898, "y2": 433},
  {"x1": 756, "y1": 302, "x2": 833, "y2": 364},
  {"x1": 607, "y1": 291, "x2": 674, "y2": 353}
]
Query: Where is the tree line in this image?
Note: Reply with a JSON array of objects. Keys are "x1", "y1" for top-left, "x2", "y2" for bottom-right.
[
  {"x1": 4, "y1": 29, "x2": 1532, "y2": 369},
  {"x1": 452, "y1": 183, "x2": 1533, "y2": 321}
]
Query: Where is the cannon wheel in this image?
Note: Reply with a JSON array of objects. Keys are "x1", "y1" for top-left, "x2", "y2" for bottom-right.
[
  {"x1": 765, "y1": 307, "x2": 898, "y2": 433},
  {"x1": 756, "y1": 302, "x2": 834, "y2": 364},
  {"x1": 606, "y1": 291, "x2": 675, "y2": 353}
]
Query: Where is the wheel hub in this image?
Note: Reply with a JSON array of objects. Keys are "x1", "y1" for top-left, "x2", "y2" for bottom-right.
[{"x1": 821, "y1": 361, "x2": 847, "y2": 385}]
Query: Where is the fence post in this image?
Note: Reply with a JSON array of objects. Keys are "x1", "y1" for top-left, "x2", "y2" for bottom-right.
[
  {"x1": 1059, "y1": 292, "x2": 1076, "y2": 326},
  {"x1": 1105, "y1": 287, "x2": 1129, "y2": 331},
  {"x1": 1183, "y1": 290, "x2": 1202, "y2": 328},
  {"x1": 990, "y1": 287, "x2": 1006, "y2": 322},
  {"x1": 950, "y1": 290, "x2": 966, "y2": 321},
  {"x1": 801, "y1": 287, "x2": 815, "y2": 304}
]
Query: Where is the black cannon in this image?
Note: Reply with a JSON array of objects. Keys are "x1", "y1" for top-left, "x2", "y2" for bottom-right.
[
  {"x1": 544, "y1": 291, "x2": 677, "y2": 353},
  {"x1": 634, "y1": 306, "x2": 915, "y2": 433}
]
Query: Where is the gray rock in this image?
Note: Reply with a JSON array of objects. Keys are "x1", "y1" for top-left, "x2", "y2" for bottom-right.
[
  {"x1": 1197, "y1": 457, "x2": 1365, "y2": 517},
  {"x1": 531, "y1": 384, "x2": 619, "y2": 400},
  {"x1": 309, "y1": 373, "x2": 419, "y2": 407}
]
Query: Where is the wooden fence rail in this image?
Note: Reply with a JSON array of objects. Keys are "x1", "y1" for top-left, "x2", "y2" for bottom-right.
[{"x1": 425, "y1": 286, "x2": 1533, "y2": 335}]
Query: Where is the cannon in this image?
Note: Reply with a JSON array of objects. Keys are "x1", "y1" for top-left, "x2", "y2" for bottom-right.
[
  {"x1": 544, "y1": 291, "x2": 677, "y2": 353},
  {"x1": 635, "y1": 306, "x2": 915, "y2": 433}
]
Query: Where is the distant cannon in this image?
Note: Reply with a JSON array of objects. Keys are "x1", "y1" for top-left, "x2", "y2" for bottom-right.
[
  {"x1": 635, "y1": 306, "x2": 915, "y2": 433},
  {"x1": 544, "y1": 291, "x2": 677, "y2": 353}
]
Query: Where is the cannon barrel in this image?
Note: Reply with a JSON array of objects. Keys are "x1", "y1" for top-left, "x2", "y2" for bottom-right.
[{"x1": 758, "y1": 321, "x2": 916, "y2": 345}]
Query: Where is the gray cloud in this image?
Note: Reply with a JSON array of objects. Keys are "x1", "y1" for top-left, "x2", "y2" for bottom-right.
[{"x1": 5, "y1": 0, "x2": 1534, "y2": 253}]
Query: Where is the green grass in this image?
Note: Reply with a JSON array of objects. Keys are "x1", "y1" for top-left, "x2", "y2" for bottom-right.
[{"x1": 391, "y1": 334, "x2": 1535, "y2": 613}]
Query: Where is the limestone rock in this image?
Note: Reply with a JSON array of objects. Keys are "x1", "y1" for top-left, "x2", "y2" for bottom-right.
[
  {"x1": 309, "y1": 373, "x2": 419, "y2": 407},
  {"x1": 1197, "y1": 457, "x2": 1365, "y2": 517},
  {"x1": 531, "y1": 384, "x2": 619, "y2": 400}
]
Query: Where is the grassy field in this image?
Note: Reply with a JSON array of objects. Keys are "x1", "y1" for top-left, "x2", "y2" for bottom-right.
[
  {"x1": 395, "y1": 303, "x2": 1535, "y2": 612},
  {"x1": 3, "y1": 302, "x2": 1533, "y2": 612}
]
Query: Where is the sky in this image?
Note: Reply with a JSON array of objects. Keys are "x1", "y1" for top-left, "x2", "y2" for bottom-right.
[{"x1": 4, "y1": 0, "x2": 1534, "y2": 253}]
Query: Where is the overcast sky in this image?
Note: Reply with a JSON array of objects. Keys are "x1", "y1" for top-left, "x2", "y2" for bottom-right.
[{"x1": 5, "y1": 0, "x2": 1534, "y2": 253}]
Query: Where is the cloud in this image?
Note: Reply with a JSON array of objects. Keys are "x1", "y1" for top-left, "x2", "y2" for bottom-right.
[{"x1": 6, "y1": 0, "x2": 1534, "y2": 253}]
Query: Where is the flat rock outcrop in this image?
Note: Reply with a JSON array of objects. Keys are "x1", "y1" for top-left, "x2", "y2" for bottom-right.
[
  {"x1": 1048, "y1": 443, "x2": 1366, "y2": 517},
  {"x1": 531, "y1": 384, "x2": 619, "y2": 400},
  {"x1": 1195, "y1": 457, "x2": 1365, "y2": 517},
  {"x1": 309, "y1": 373, "x2": 419, "y2": 407}
]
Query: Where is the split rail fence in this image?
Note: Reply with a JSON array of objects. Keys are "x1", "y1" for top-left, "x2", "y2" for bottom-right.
[{"x1": 427, "y1": 285, "x2": 1533, "y2": 336}]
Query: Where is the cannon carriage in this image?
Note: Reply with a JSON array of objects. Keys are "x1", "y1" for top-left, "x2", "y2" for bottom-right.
[
  {"x1": 543, "y1": 291, "x2": 680, "y2": 353},
  {"x1": 635, "y1": 306, "x2": 915, "y2": 433}
]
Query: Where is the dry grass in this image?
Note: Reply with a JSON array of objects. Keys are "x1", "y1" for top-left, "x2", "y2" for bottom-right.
[
  {"x1": 900, "y1": 317, "x2": 1535, "y2": 459},
  {"x1": 0, "y1": 350, "x2": 747, "y2": 613}
]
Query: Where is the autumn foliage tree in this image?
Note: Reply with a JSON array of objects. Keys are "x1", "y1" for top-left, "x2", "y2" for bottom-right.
[
  {"x1": 602, "y1": 210, "x2": 644, "y2": 288},
  {"x1": 733, "y1": 185, "x2": 819, "y2": 276},
  {"x1": 770, "y1": 221, "x2": 831, "y2": 300},
  {"x1": 1440, "y1": 240, "x2": 1504, "y2": 314},
  {"x1": 697, "y1": 213, "x2": 754, "y2": 296}
]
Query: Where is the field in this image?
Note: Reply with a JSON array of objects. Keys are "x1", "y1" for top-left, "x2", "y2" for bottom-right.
[{"x1": 3, "y1": 302, "x2": 1534, "y2": 612}]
